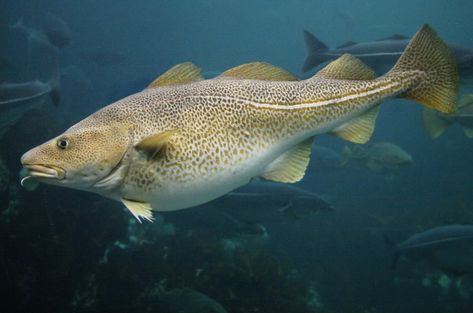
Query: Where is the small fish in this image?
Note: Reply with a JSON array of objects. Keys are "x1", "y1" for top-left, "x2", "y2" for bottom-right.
[
  {"x1": 422, "y1": 94, "x2": 473, "y2": 138},
  {"x1": 0, "y1": 68, "x2": 60, "y2": 140},
  {"x1": 80, "y1": 49, "x2": 126, "y2": 66},
  {"x1": 21, "y1": 25, "x2": 458, "y2": 222},
  {"x1": 9, "y1": 18, "x2": 56, "y2": 52},
  {"x1": 341, "y1": 142, "x2": 413, "y2": 174},
  {"x1": 385, "y1": 224, "x2": 473, "y2": 276},
  {"x1": 302, "y1": 29, "x2": 473, "y2": 78},
  {"x1": 206, "y1": 181, "x2": 334, "y2": 224},
  {"x1": 42, "y1": 12, "x2": 71, "y2": 48}
]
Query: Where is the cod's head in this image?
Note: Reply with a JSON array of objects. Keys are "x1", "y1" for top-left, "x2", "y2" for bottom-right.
[{"x1": 21, "y1": 123, "x2": 132, "y2": 191}]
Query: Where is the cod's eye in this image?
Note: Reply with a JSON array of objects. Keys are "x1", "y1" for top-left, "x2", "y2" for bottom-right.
[{"x1": 57, "y1": 138, "x2": 69, "y2": 150}]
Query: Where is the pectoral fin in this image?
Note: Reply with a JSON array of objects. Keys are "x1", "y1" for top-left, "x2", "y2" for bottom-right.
[
  {"x1": 135, "y1": 129, "x2": 179, "y2": 160},
  {"x1": 121, "y1": 198, "x2": 154, "y2": 223},
  {"x1": 261, "y1": 137, "x2": 314, "y2": 183},
  {"x1": 331, "y1": 105, "x2": 380, "y2": 143}
]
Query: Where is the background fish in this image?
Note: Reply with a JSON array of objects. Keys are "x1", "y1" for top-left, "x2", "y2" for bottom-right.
[
  {"x1": 0, "y1": 69, "x2": 60, "y2": 141},
  {"x1": 302, "y1": 30, "x2": 473, "y2": 78},
  {"x1": 385, "y1": 224, "x2": 473, "y2": 276},
  {"x1": 21, "y1": 25, "x2": 458, "y2": 222},
  {"x1": 422, "y1": 94, "x2": 473, "y2": 138},
  {"x1": 341, "y1": 142, "x2": 413, "y2": 174},
  {"x1": 42, "y1": 12, "x2": 71, "y2": 48}
]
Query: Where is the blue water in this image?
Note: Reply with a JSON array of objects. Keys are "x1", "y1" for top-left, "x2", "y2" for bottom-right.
[{"x1": 1, "y1": 0, "x2": 473, "y2": 312}]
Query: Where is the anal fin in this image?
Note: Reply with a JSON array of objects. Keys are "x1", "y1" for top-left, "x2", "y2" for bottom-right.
[
  {"x1": 261, "y1": 137, "x2": 314, "y2": 183},
  {"x1": 331, "y1": 105, "x2": 380, "y2": 144},
  {"x1": 121, "y1": 198, "x2": 154, "y2": 223}
]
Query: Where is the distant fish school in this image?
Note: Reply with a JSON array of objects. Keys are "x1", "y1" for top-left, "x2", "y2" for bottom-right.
[{"x1": 21, "y1": 25, "x2": 458, "y2": 222}]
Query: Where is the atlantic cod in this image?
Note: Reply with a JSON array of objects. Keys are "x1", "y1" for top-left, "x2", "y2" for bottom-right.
[{"x1": 21, "y1": 25, "x2": 458, "y2": 222}]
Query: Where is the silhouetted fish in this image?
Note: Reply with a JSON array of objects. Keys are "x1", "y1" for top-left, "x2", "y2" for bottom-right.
[
  {"x1": 385, "y1": 224, "x2": 473, "y2": 276},
  {"x1": 208, "y1": 181, "x2": 334, "y2": 224},
  {"x1": 0, "y1": 72, "x2": 59, "y2": 140},
  {"x1": 42, "y1": 12, "x2": 71, "y2": 48},
  {"x1": 157, "y1": 288, "x2": 228, "y2": 313},
  {"x1": 302, "y1": 30, "x2": 473, "y2": 77}
]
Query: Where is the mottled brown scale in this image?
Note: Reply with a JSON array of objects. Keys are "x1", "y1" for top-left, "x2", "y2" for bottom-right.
[{"x1": 21, "y1": 24, "x2": 459, "y2": 215}]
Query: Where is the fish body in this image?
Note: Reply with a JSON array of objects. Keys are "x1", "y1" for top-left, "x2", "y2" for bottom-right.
[
  {"x1": 386, "y1": 224, "x2": 473, "y2": 275},
  {"x1": 341, "y1": 142, "x2": 413, "y2": 174},
  {"x1": 21, "y1": 25, "x2": 458, "y2": 221},
  {"x1": 303, "y1": 31, "x2": 473, "y2": 78},
  {"x1": 205, "y1": 181, "x2": 333, "y2": 223},
  {"x1": 422, "y1": 94, "x2": 473, "y2": 138},
  {"x1": 43, "y1": 12, "x2": 71, "y2": 48},
  {"x1": 0, "y1": 77, "x2": 59, "y2": 140}
]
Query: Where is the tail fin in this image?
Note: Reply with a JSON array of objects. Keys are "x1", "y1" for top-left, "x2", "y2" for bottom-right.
[
  {"x1": 302, "y1": 30, "x2": 329, "y2": 73},
  {"x1": 384, "y1": 235, "x2": 400, "y2": 270},
  {"x1": 422, "y1": 108, "x2": 452, "y2": 138},
  {"x1": 386, "y1": 24, "x2": 459, "y2": 114}
]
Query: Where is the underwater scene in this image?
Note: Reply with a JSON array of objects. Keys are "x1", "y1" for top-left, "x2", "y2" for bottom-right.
[{"x1": 1, "y1": 0, "x2": 473, "y2": 312}]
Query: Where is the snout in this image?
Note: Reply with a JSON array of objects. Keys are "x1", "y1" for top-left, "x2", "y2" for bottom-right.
[{"x1": 21, "y1": 150, "x2": 65, "y2": 180}]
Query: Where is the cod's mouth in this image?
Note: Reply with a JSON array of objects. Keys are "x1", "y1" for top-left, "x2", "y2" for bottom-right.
[{"x1": 22, "y1": 164, "x2": 66, "y2": 180}]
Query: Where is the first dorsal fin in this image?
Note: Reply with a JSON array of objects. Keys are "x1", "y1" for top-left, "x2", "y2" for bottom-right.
[
  {"x1": 135, "y1": 129, "x2": 179, "y2": 160},
  {"x1": 219, "y1": 62, "x2": 298, "y2": 81},
  {"x1": 331, "y1": 105, "x2": 380, "y2": 143},
  {"x1": 313, "y1": 54, "x2": 376, "y2": 80},
  {"x1": 336, "y1": 41, "x2": 358, "y2": 49},
  {"x1": 147, "y1": 62, "x2": 202, "y2": 88},
  {"x1": 260, "y1": 137, "x2": 314, "y2": 183},
  {"x1": 375, "y1": 34, "x2": 409, "y2": 41}
]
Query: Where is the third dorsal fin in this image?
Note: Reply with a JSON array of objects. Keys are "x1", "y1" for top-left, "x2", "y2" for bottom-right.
[
  {"x1": 147, "y1": 62, "x2": 202, "y2": 88},
  {"x1": 219, "y1": 62, "x2": 298, "y2": 81},
  {"x1": 313, "y1": 54, "x2": 376, "y2": 80}
]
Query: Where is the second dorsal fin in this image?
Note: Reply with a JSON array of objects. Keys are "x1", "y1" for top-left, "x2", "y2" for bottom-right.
[
  {"x1": 147, "y1": 62, "x2": 202, "y2": 88},
  {"x1": 313, "y1": 54, "x2": 376, "y2": 80},
  {"x1": 219, "y1": 62, "x2": 298, "y2": 81}
]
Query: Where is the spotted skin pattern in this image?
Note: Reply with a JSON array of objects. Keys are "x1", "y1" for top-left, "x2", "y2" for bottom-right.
[{"x1": 21, "y1": 24, "x2": 458, "y2": 213}]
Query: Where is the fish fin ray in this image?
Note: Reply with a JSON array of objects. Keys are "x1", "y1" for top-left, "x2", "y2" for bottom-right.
[
  {"x1": 313, "y1": 54, "x2": 376, "y2": 80},
  {"x1": 147, "y1": 62, "x2": 202, "y2": 88},
  {"x1": 421, "y1": 108, "x2": 452, "y2": 138},
  {"x1": 387, "y1": 24, "x2": 459, "y2": 113},
  {"x1": 260, "y1": 137, "x2": 314, "y2": 183},
  {"x1": 135, "y1": 129, "x2": 179, "y2": 160},
  {"x1": 121, "y1": 198, "x2": 154, "y2": 223},
  {"x1": 219, "y1": 62, "x2": 298, "y2": 81},
  {"x1": 331, "y1": 105, "x2": 380, "y2": 143}
]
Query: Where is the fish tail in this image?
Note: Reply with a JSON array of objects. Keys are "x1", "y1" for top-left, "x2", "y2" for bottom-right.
[
  {"x1": 302, "y1": 30, "x2": 329, "y2": 73},
  {"x1": 421, "y1": 108, "x2": 452, "y2": 138},
  {"x1": 383, "y1": 235, "x2": 400, "y2": 270},
  {"x1": 386, "y1": 24, "x2": 459, "y2": 114}
]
